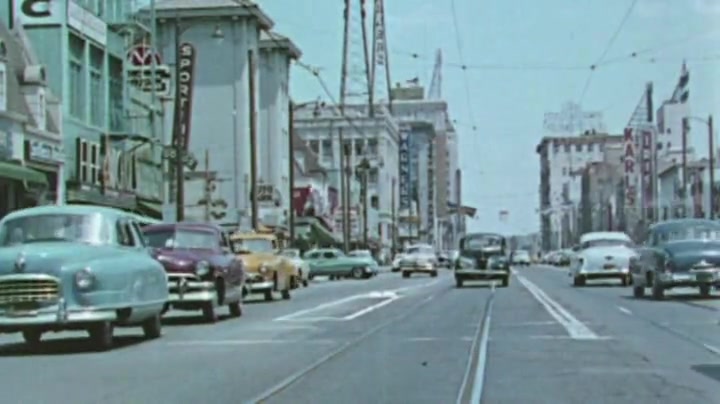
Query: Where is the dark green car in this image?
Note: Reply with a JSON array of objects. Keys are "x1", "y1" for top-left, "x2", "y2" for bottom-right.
[{"x1": 455, "y1": 233, "x2": 510, "y2": 288}]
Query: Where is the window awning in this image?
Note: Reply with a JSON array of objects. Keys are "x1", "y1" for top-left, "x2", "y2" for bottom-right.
[{"x1": 0, "y1": 161, "x2": 48, "y2": 186}]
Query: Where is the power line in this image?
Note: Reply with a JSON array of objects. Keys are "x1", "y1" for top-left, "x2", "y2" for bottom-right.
[
  {"x1": 578, "y1": 0, "x2": 639, "y2": 103},
  {"x1": 449, "y1": 0, "x2": 476, "y2": 128}
]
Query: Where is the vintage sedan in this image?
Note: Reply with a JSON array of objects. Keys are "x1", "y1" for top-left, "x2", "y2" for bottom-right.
[
  {"x1": 230, "y1": 232, "x2": 294, "y2": 301},
  {"x1": 631, "y1": 219, "x2": 720, "y2": 299},
  {"x1": 0, "y1": 205, "x2": 168, "y2": 350},
  {"x1": 455, "y1": 232, "x2": 510, "y2": 287},
  {"x1": 303, "y1": 248, "x2": 378, "y2": 279},
  {"x1": 143, "y1": 223, "x2": 245, "y2": 322},
  {"x1": 570, "y1": 232, "x2": 636, "y2": 287},
  {"x1": 277, "y1": 248, "x2": 310, "y2": 288},
  {"x1": 399, "y1": 244, "x2": 438, "y2": 278}
]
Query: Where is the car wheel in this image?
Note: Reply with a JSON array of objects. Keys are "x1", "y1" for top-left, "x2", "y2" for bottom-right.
[
  {"x1": 88, "y1": 321, "x2": 114, "y2": 351},
  {"x1": 632, "y1": 285, "x2": 645, "y2": 298},
  {"x1": 455, "y1": 278, "x2": 463, "y2": 288},
  {"x1": 430, "y1": 270, "x2": 438, "y2": 278},
  {"x1": 228, "y1": 300, "x2": 242, "y2": 317},
  {"x1": 264, "y1": 288, "x2": 274, "y2": 301},
  {"x1": 651, "y1": 283, "x2": 665, "y2": 300},
  {"x1": 22, "y1": 330, "x2": 42, "y2": 346},
  {"x1": 351, "y1": 267, "x2": 364, "y2": 279},
  {"x1": 700, "y1": 284, "x2": 711, "y2": 297},
  {"x1": 281, "y1": 287, "x2": 291, "y2": 300},
  {"x1": 142, "y1": 313, "x2": 162, "y2": 339},
  {"x1": 402, "y1": 271, "x2": 410, "y2": 278},
  {"x1": 572, "y1": 276, "x2": 585, "y2": 287},
  {"x1": 202, "y1": 301, "x2": 218, "y2": 323},
  {"x1": 501, "y1": 277, "x2": 509, "y2": 287},
  {"x1": 620, "y1": 276, "x2": 631, "y2": 287}
]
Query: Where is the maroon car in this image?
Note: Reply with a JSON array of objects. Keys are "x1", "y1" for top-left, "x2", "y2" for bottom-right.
[{"x1": 142, "y1": 222, "x2": 245, "y2": 322}]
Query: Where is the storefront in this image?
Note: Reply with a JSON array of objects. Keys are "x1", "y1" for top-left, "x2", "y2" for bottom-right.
[
  {"x1": 0, "y1": 130, "x2": 49, "y2": 218},
  {"x1": 24, "y1": 134, "x2": 65, "y2": 204}
]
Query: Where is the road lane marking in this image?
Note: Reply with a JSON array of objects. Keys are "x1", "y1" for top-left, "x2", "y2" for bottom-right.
[
  {"x1": 341, "y1": 293, "x2": 401, "y2": 320},
  {"x1": 703, "y1": 343, "x2": 720, "y2": 355},
  {"x1": 617, "y1": 306, "x2": 633, "y2": 315},
  {"x1": 273, "y1": 295, "x2": 365, "y2": 321},
  {"x1": 405, "y1": 336, "x2": 475, "y2": 342},
  {"x1": 516, "y1": 275, "x2": 600, "y2": 340},
  {"x1": 390, "y1": 279, "x2": 441, "y2": 294},
  {"x1": 456, "y1": 286, "x2": 494, "y2": 404}
]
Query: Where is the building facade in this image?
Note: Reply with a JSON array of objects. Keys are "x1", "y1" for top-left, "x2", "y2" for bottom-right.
[
  {"x1": 257, "y1": 30, "x2": 300, "y2": 229},
  {"x1": 152, "y1": 0, "x2": 273, "y2": 225},
  {"x1": 0, "y1": 20, "x2": 63, "y2": 218},
  {"x1": 6, "y1": 0, "x2": 165, "y2": 217}
]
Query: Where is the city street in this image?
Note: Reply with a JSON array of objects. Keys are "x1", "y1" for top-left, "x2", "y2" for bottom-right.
[{"x1": 0, "y1": 267, "x2": 719, "y2": 403}]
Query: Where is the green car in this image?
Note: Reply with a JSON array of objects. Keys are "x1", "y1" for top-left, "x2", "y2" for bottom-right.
[{"x1": 303, "y1": 248, "x2": 378, "y2": 280}]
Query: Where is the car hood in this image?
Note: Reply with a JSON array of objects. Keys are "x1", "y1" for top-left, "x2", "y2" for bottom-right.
[
  {"x1": 238, "y1": 252, "x2": 281, "y2": 271},
  {"x1": 664, "y1": 240, "x2": 720, "y2": 271},
  {"x1": 0, "y1": 242, "x2": 123, "y2": 277},
  {"x1": 580, "y1": 246, "x2": 636, "y2": 262},
  {"x1": 154, "y1": 248, "x2": 216, "y2": 271}
]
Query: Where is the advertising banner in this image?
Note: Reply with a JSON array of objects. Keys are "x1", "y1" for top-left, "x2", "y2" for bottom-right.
[
  {"x1": 398, "y1": 127, "x2": 411, "y2": 210},
  {"x1": 172, "y1": 42, "x2": 196, "y2": 151}
]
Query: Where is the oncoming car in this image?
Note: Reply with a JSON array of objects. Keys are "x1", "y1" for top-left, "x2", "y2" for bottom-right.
[{"x1": 570, "y1": 231, "x2": 636, "y2": 287}]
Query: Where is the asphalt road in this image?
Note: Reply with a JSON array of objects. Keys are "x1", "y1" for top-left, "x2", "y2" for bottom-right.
[{"x1": 1, "y1": 265, "x2": 720, "y2": 403}]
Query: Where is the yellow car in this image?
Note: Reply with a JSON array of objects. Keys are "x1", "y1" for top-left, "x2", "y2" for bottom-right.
[{"x1": 230, "y1": 232, "x2": 296, "y2": 301}]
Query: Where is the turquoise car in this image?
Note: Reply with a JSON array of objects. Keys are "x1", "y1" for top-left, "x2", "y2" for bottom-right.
[
  {"x1": 303, "y1": 248, "x2": 378, "y2": 280},
  {"x1": 0, "y1": 205, "x2": 169, "y2": 351}
]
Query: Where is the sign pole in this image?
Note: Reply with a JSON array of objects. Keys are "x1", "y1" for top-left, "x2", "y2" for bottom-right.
[{"x1": 248, "y1": 49, "x2": 259, "y2": 231}]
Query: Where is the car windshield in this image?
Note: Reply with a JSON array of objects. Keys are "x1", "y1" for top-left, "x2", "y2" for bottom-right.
[
  {"x1": 406, "y1": 246, "x2": 434, "y2": 255},
  {"x1": 279, "y1": 249, "x2": 299, "y2": 258},
  {"x1": 658, "y1": 226, "x2": 720, "y2": 243},
  {"x1": 515, "y1": 251, "x2": 530, "y2": 258},
  {"x1": 464, "y1": 236, "x2": 503, "y2": 250},
  {"x1": 581, "y1": 239, "x2": 632, "y2": 249},
  {"x1": 233, "y1": 238, "x2": 274, "y2": 253},
  {"x1": 144, "y1": 229, "x2": 218, "y2": 250},
  {"x1": 0, "y1": 213, "x2": 111, "y2": 246}
]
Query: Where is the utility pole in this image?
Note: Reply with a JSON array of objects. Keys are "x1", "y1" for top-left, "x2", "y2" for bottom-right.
[
  {"x1": 338, "y1": 0, "x2": 352, "y2": 252},
  {"x1": 343, "y1": 145, "x2": 352, "y2": 251},
  {"x1": 173, "y1": 17, "x2": 184, "y2": 222},
  {"x1": 248, "y1": 49, "x2": 259, "y2": 231},
  {"x1": 361, "y1": 161, "x2": 369, "y2": 247},
  {"x1": 682, "y1": 117, "x2": 689, "y2": 216},
  {"x1": 288, "y1": 101, "x2": 296, "y2": 243},
  {"x1": 391, "y1": 177, "x2": 396, "y2": 254},
  {"x1": 645, "y1": 82, "x2": 655, "y2": 222},
  {"x1": 203, "y1": 149, "x2": 210, "y2": 221},
  {"x1": 709, "y1": 115, "x2": 715, "y2": 219}
]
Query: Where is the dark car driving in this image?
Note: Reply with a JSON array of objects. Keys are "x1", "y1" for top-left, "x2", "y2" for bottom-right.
[{"x1": 455, "y1": 232, "x2": 510, "y2": 287}]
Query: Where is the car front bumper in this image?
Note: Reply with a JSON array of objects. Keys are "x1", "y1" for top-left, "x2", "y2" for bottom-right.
[
  {"x1": 400, "y1": 264, "x2": 435, "y2": 273},
  {"x1": 0, "y1": 298, "x2": 118, "y2": 332},
  {"x1": 657, "y1": 270, "x2": 720, "y2": 288},
  {"x1": 168, "y1": 274, "x2": 216, "y2": 303},
  {"x1": 577, "y1": 268, "x2": 629, "y2": 279},
  {"x1": 455, "y1": 269, "x2": 509, "y2": 280}
]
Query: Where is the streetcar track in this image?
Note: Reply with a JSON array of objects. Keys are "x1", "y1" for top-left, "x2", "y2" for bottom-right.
[
  {"x1": 455, "y1": 283, "x2": 496, "y2": 404},
  {"x1": 246, "y1": 280, "x2": 455, "y2": 404}
]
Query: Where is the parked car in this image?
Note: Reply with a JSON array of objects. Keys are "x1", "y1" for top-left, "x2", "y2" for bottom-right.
[
  {"x1": 0, "y1": 205, "x2": 169, "y2": 350},
  {"x1": 399, "y1": 244, "x2": 438, "y2": 278},
  {"x1": 230, "y1": 232, "x2": 294, "y2": 301},
  {"x1": 143, "y1": 222, "x2": 245, "y2": 322},
  {"x1": 631, "y1": 219, "x2": 720, "y2": 299},
  {"x1": 277, "y1": 248, "x2": 310, "y2": 287},
  {"x1": 570, "y1": 231, "x2": 635, "y2": 287},
  {"x1": 303, "y1": 248, "x2": 378, "y2": 279},
  {"x1": 348, "y1": 249, "x2": 379, "y2": 273}
]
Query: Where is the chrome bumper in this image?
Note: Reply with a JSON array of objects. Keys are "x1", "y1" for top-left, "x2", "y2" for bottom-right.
[
  {"x1": 579, "y1": 268, "x2": 629, "y2": 277},
  {"x1": 168, "y1": 275, "x2": 216, "y2": 303},
  {"x1": 0, "y1": 298, "x2": 115, "y2": 329},
  {"x1": 247, "y1": 281, "x2": 274, "y2": 292},
  {"x1": 658, "y1": 270, "x2": 720, "y2": 286}
]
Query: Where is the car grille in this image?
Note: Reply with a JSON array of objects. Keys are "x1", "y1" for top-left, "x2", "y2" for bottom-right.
[
  {"x1": 0, "y1": 276, "x2": 60, "y2": 305},
  {"x1": 167, "y1": 273, "x2": 201, "y2": 283}
]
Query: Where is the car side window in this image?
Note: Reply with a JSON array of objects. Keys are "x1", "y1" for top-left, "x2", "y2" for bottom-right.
[
  {"x1": 323, "y1": 251, "x2": 336, "y2": 259},
  {"x1": 116, "y1": 220, "x2": 134, "y2": 247},
  {"x1": 220, "y1": 232, "x2": 230, "y2": 248},
  {"x1": 304, "y1": 251, "x2": 319, "y2": 259},
  {"x1": 129, "y1": 221, "x2": 146, "y2": 247}
]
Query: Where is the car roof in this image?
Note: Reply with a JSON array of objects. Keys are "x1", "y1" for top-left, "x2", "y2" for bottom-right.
[
  {"x1": 143, "y1": 222, "x2": 223, "y2": 233},
  {"x1": 650, "y1": 219, "x2": 720, "y2": 233},
  {"x1": 0, "y1": 204, "x2": 131, "y2": 222},
  {"x1": 580, "y1": 231, "x2": 631, "y2": 243}
]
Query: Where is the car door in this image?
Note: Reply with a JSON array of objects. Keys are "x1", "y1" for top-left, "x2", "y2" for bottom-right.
[
  {"x1": 318, "y1": 250, "x2": 341, "y2": 276},
  {"x1": 303, "y1": 250, "x2": 323, "y2": 274},
  {"x1": 218, "y1": 231, "x2": 241, "y2": 288}
]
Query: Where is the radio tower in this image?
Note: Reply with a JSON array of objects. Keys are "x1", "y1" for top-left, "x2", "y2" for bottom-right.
[
  {"x1": 369, "y1": 0, "x2": 392, "y2": 116},
  {"x1": 339, "y1": 0, "x2": 372, "y2": 109}
]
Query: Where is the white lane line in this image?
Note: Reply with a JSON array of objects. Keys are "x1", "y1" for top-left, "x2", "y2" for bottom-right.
[
  {"x1": 516, "y1": 274, "x2": 600, "y2": 340},
  {"x1": 703, "y1": 343, "x2": 720, "y2": 356},
  {"x1": 391, "y1": 279, "x2": 441, "y2": 294},
  {"x1": 342, "y1": 295, "x2": 401, "y2": 320},
  {"x1": 168, "y1": 339, "x2": 337, "y2": 346},
  {"x1": 273, "y1": 295, "x2": 365, "y2": 321},
  {"x1": 617, "y1": 306, "x2": 633, "y2": 315},
  {"x1": 405, "y1": 336, "x2": 475, "y2": 342},
  {"x1": 470, "y1": 292, "x2": 493, "y2": 403}
]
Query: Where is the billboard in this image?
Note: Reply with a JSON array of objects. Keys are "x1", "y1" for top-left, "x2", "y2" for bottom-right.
[
  {"x1": 13, "y1": 0, "x2": 65, "y2": 27},
  {"x1": 623, "y1": 128, "x2": 637, "y2": 207},
  {"x1": 398, "y1": 127, "x2": 411, "y2": 210},
  {"x1": 172, "y1": 43, "x2": 197, "y2": 151}
]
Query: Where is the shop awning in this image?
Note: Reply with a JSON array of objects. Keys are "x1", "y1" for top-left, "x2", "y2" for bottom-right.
[
  {"x1": 136, "y1": 199, "x2": 163, "y2": 219},
  {"x1": 294, "y1": 217, "x2": 341, "y2": 246},
  {"x1": 0, "y1": 161, "x2": 47, "y2": 186}
]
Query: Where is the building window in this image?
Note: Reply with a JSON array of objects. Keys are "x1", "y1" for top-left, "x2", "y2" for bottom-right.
[
  {"x1": 78, "y1": 139, "x2": 101, "y2": 185},
  {"x1": 564, "y1": 144, "x2": 570, "y2": 153},
  {"x1": 37, "y1": 91, "x2": 46, "y2": 129},
  {"x1": 0, "y1": 63, "x2": 6, "y2": 111},
  {"x1": 109, "y1": 56, "x2": 124, "y2": 132},
  {"x1": 588, "y1": 143, "x2": 594, "y2": 152},
  {"x1": 562, "y1": 167, "x2": 567, "y2": 176},
  {"x1": 68, "y1": 34, "x2": 85, "y2": 119},
  {"x1": 89, "y1": 46, "x2": 105, "y2": 127},
  {"x1": 576, "y1": 143, "x2": 582, "y2": 152}
]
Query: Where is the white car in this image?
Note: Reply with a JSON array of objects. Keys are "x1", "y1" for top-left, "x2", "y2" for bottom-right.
[
  {"x1": 570, "y1": 231, "x2": 637, "y2": 287},
  {"x1": 391, "y1": 254, "x2": 405, "y2": 272},
  {"x1": 277, "y1": 248, "x2": 310, "y2": 287}
]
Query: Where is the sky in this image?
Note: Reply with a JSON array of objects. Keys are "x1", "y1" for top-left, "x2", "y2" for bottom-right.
[{"x1": 160, "y1": 0, "x2": 720, "y2": 236}]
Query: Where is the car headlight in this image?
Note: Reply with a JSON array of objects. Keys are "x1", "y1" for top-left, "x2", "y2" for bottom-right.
[
  {"x1": 75, "y1": 268, "x2": 95, "y2": 290},
  {"x1": 195, "y1": 260, "x2": 210, "y2": 276},
  {"x1": 259, "y1": 264, "x2": 268, "y2": 274}
]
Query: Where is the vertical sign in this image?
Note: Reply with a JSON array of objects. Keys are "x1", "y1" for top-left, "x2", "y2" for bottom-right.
[
  {"x1": 398, "y1": 127, "x2": 411, "y2": 210},
  {"x1": 623, "y1": 127, "x2": 636, "y2": 207},
  {"x1": 172, "y1": 42, "x2": 196, "y2": 151},
  {"x1": 640, "y1": 127, "x2": 655, "y2": 220}
]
